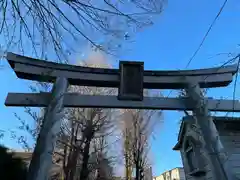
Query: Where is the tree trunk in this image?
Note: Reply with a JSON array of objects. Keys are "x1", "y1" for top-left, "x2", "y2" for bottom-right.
[
  {"x1": 68, "y1": 149, "x2": 78, "y2": 180},
  {"x1": 80, "y1": 140, "x2": 91, "y2": 180},
  {"x1": 135, "y1": 163, "x2": 140, "y2": 180}
]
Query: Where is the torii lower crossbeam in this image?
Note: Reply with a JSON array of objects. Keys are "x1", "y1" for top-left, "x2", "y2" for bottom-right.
[{"x1": 5, "y1": 93, "x2": 240, "y2": 112}]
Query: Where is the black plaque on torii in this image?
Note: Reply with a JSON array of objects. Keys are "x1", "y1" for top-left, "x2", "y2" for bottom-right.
[{"x1": 118, "y1": 61, "x2": 144, "y2": 101}]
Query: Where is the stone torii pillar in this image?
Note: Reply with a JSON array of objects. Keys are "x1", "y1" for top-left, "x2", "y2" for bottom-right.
[
  {"x1": 27, "y1": 77, "x2": 68, "y2": 180},
  {"x1": 185, "y1": 79, "x2": 236, "y2": 180}
]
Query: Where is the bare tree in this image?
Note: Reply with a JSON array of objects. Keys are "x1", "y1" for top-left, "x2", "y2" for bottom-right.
[
  {"x1": 121, "y1": 112, "x2": 133, "y2": 180},
  {"x1": 49, "y1": 51, "x2": 120, "y2": 180},
  {"x1": 54, "y1": 88, "x2": 116, "y2": 180},
  {"x1": 120, "y1": 91, "x2": 163, "y2": 180},
  {"x1": 89, "y1": 133, "x2": 116, "y2": 180},
  {"x1": 0, "y1": 0, "x2": 165, "y2": 61}
]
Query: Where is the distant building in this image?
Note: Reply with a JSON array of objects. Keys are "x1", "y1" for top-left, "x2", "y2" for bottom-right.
[{"x1": 154, "y1": 167, "x2": 185, "y2": 180}]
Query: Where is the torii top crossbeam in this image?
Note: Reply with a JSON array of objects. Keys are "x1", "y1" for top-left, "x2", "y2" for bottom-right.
[
  {"x1": 7, "y1": 52, "x2": 238, "y2": 89},
  {"x1": 5, "y1": 52, "x2": 240, "y2": 112}
]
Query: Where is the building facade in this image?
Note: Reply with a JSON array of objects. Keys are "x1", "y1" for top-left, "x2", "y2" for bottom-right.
[
  {"x1": 173, "y1": 116, "x2": 240, "y2": 180},
  {"x1": 154, "y1": 167, "x2": 185, "y2": 180}
]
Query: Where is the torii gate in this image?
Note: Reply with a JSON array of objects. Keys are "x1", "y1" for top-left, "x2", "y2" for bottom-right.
[{"x1": 5, "y1": 52, "x2": 240, "y2": 180}]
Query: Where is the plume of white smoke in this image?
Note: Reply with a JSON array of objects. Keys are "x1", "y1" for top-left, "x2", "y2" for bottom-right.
[{"x1": 76, "y1": 45, "x2": 113, "y2": 68}]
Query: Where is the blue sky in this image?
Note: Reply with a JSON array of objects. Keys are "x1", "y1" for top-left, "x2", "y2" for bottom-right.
[
  {"x1": 120, "y1": 0, "x2": 240, "y2": 176},
  {"x1": 1, "y1": 0, "x2": 240, "y2": 177}
]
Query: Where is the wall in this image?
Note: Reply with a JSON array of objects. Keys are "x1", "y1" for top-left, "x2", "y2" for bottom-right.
[
  {"x1": 217, "y1": 121, "x2": 240, "y2": 179},
  {"x1": 155, "y1": 168, "x2": 185, "y2": 180},
  {"x1": 178, "y1": 168, "x2": 186, "y2": 180},
  {"x1": 13, "y1": 151, "x2": 62, "y2": 177}
]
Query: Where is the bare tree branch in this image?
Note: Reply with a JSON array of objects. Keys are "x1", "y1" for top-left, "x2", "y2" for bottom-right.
[{"x1": 0, "y1": 0, "x2": 165, "y2": 61}]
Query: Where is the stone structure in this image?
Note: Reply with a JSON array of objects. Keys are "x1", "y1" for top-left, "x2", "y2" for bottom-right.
[
  {"x1": 5, "y1": 52, "x2": 240, "y2": 180},
  {"x1": 154, "y1": 167, "x2": 186, "y2": 180},
  {"x1": 173, "y1": 116, "x2": 240, "y2": 180}
]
